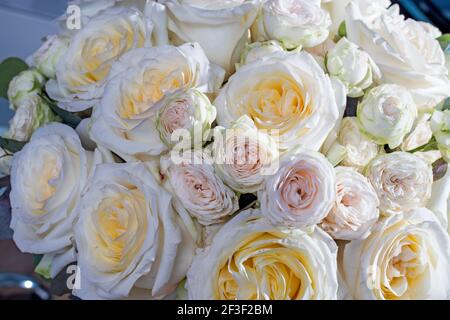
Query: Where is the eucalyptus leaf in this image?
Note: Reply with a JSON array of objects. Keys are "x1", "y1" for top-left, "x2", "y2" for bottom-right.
[
  {"x1": 0, "y1": 57, "x2": 28, "y2": 99},
  {"x1": 41, "y1": 94, "x2": 82, "y2": 129},
  {"x1": 0, "y1": 137, "x2": 27, "y2": 153}
]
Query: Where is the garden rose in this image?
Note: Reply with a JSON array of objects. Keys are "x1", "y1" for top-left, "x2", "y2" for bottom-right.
[
  {"x1": 365, "y1": 152, "x2": 433, "y2": 216},
  {"x1": 342, "y1": 208, "x2": 450, "y2": 299},
  {"x1": 252, "y1": 0, "x2": 331, "y2": 49},
  {"x1": 216, "y1": 50, "x2": 340, "y2": 152},
  {"x1": 7, "y1": 69, "x2": 46, "y2": 111},
  {"x1": 187, "y1": 209, "x2": 338, "y2": 300},
  {"x1": 74, "y1": 163, "x2": 196, "y2": 299},
  {"x1": 27, "y1": 35, "x2": 69, "y2": 79},
  {"x1": 321, "y1": 167, "x2": 379, "y2": 240},
  {"x1": 259, "y1": 149, "x2": 336, "y2": 228}
]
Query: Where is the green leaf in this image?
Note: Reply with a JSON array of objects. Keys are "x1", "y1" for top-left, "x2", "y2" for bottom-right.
[
  {"x1": 437, "y1": 34, "x2": 450, "y2": 50},
  {"x1": 0, "y1": 137, "x2": 27, "y2": 153},
  {"x1": 0, "y1": 57, "x2": 28, "y2": 99},
  {"x1": 41, "y1": 94, "x2": 82, "y2": 129},
  {"x1": 338, "y1": 21, "x2": 347, "y2": 38}
]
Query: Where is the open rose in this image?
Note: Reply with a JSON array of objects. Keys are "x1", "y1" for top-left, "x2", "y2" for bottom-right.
[
  {"x1": 211, "y1": 116, "x2": 279, "y2": 193},
  {"x1": 160, "y1": 151, "x2": 238, "y2": 226},
  {"x1": 365, "y1": 152, "x2": 432, "y2": 216},
  {"x1": 216, "y1": 50, "x2": 340, "y2": 152},
  {"x1": 74, "y1": 163, "x2": 196, "y2": 299},
  {"x1": 90, "y1": 44, "x2": 223, "y2": 161},
  {"x1": 10, "y1": 124, "x2": 90, "y2": 277},
  {"x1": 321, "y1": 167, "x2": 379, "y2": 240},
  {"x1": 187, "y1": 209, "x2": 338, "y2": 300},
  {"x1": 252, "y1": 0, "x2": 331, "y2": 49},
  {"x1": 259, "y1": 149, "x2": 336, "y2": 228},
  {"x1": 342, "y1": 208, "x2": 450, "y2": 299}
]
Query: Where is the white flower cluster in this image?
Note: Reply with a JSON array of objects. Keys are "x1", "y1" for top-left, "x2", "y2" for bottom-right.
[{"x1": 3, "y1": 0, "x2": 450, "y2": 300}]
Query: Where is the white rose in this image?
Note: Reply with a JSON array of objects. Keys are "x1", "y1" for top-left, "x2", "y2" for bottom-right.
[
  {"x1": 259, "y1": 149, "x2": 336, "y2": 228},
  {"x1": 238, "y1": 40, "x2": 286, "y2": 67},
  {"x1": 47, "y1": 7, "x2": 153, "y2": 112},
  {"x1": 160, "y1": 0, "x2": 260, "y2": 76},
  {"x1": 326, "y1": 37, "x2": 381, "y2": 98},
  {"x1": 216, "y1": 50, "x2": 340, "y2": 152},
  {"x1": 73, "y1": 163, "x2": 196, "y2": 300},
  {"x1": 431, "y1": 110, "x2": 450, "y2": 162},
  {"x1": 6, "y1": 95, "x2": 59, "y2": 142},
  {"x1": 10, "y1": 124, "x2": 89, "y2": 277},
  {"x1": 211, "y1": 116, "x2": 279, "y2": 194},
  {"x1": 401, "y1": 113, "x2": 432, "y2": 152},
  {"x1": 346, "y1": 3, "x2": 450, "y2": 111},
  {"x1": 160, "y1": 151, "x2": 239, "y2": 226},
  {"x1": 428, "y1": 168, "x2": 450, "y2": 229},
  {"x1": 7, "y1": 69, "x2": 46, "y2": 110},
  {"x1": 321, "y1": 167, "x2": 379, "y2": 240},
  {"x1": 90, "y1": 44, "x2": 224, "y2": 162},
  {"x1": 156, "y1": 88, "x2": 217, "y2": 149},
  {"x1": 0, "y1": 148, "x2": 13, "y2": 178},
  {"x1": 321, "y1": 0, "x2": 391, "y2": 35},
  {"x1": 365, "y1": 152, "x2": 433, "y2": 216},
  {"x1": 187, "y1": 209, "x2": 338, "y2": 300},
  {"x1": 335, "y1": 117, "x2": 379, "y2": 172},
  {"x1": 27, "y1": 35, "x2": 69, "y2": 79},
  {"x1": 342, "y1": 208, "x2": 450, "y2": 299},
  {"x1": 357, "y1": 84, "x2": 417, "y2": 149},
  {"x1": 252, "y1": 0, "x2": 331, "y2": 49}
]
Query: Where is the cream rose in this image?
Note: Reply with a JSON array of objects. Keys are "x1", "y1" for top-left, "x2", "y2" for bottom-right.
[
  {"x1": 252, "y1": 0, "x2": 331, "y2": 49},
  {"x1": 73, "y1": 163, "x2": 196, "y2": 300},
  {"x1": 47, "y1": 7, "x2": 152, "y2": 112},
  {"x1": 357, "y1": 84, "x2": 417, "y2": 149},
  {"x1": 335, "y1": 117, "x2": 379, "y2": 172},
  {"x1": 187, "y1": 209, "x2": 338, "y2": 300},
  {"x1": 160, "y1": 151, "x2": 239, "y2": 226},
  {"x1": 215, "y1": 50, "x2": 340, "y2": 152},
  {"x1": 259, "y1": 149, "x2": 336, "y2": 228},
  {"x1": 365, "y1": 152, "x2": 433, "y2": 216},
  {"x1": 156, "y1": 88, "x2": 217, "y2": 149},
  {"x1": 326, "y1": 37, "x2": 381, "y2": 98},
  {"x1": 211, "y1": 116, "x2": 279, "y2": 194},
  {"x1": 10, "y1": 124, "x2": 90, "y2": 277},
  {"x1": 346, "y1": 3, "x2": 450, "y2": 111},
  {"x1": 90, "y1": 44, "x2": 224, "y2": 161},
  {"x1": 160, "y1": 0, "x2": 260, "y2": 76},
  {"x1": 321, "y1": 167, "x2": 379, "y2": 241},
  {"x1": 401, "y1": 113, "x2": 433, "y2": 152},
  {"x1": 342, "y1": 208, "x2": 450, "y2": 300},
  {"x1": 238, "y1": 40, "x2": 286, "y2": 66}
]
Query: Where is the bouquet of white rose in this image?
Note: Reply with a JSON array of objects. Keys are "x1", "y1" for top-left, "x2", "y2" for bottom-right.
[{"x1": 1, "y1": 0, "x2": 450, "y2": 300}]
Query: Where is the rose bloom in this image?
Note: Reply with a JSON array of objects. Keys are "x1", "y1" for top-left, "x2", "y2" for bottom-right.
[
  {"x1": 47, "y1": 7, "x2": 152, "y2": 112},
  {"x1": 252, "y1": 0, "x2": 331, "y2": 49},
  {"x1": 431, "y1": 110, "x2": 450, "y2": 162},
  {"x1": 10, "y1": 124, "x2": 90, "y2": 277},
  {"x1": 211, "y1": 116, "x2": 279, "y2": 194},
  {"x1": 342, "y1": 208, "x2": 450, "y2": 300},
  {"x1": 160, "y1": 151, "x2": 239, "y2": 226},
  {"x1": 216, "y1": 50, "x2": 340, "y2": 152},
  {"x1": 90, "y1": 44, "x2": 224, "y2": 161},
  {"x1": 238, "y1": 40, "x2": 286, "y2": 67},
  {"x1": 187, "y1": 209, "x2": 338, "y2": 300},
  {"x1": 336, "y1": 117, "x2": 379, "y2": 172},
  {"x1": 74, "y1": 163, "x2": 197, "y2": 300},
  {"x1": 259, "y1": 149, "x2": 336, "y2": 228},
  {"x1": 357, "y1": 84, "x2": 417, "y2": 149},
  {"x1": 160, "y1": 0, "x2": 260, "y2": 76},
  {"x1": 365, "y1": 152, "x2": 433, "y2": 216},
  {"x1": 321, "y1": 167, "x2": 379, "y2": 241},
  {"x1": 345, "y1": 2, "x2": 450, "y2": 111},
  {"x1": 27, "y1": 35, "x2": 69, "y2": 79}
]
